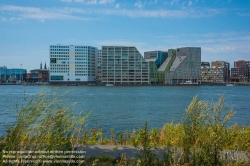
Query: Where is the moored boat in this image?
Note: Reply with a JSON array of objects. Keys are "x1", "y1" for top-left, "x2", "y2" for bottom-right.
[{"x1": 106, "y1": 84, "x2": 114, "y2": 86}]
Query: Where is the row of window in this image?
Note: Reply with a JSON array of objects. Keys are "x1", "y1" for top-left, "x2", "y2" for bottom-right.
[
  {"x1": 75, "y1": 46, "x2": 95, "y2": 49},
  {"x1": 50, "y1": 55, "x2": 69, "y2": 59},
  {"x1": 50, "y1": 49, "x2": 69, "y2": 51},
  {"x1": 75, "y1": 74, "x2": 95, "y2": 76},
  {"x1": 50, "y1": 52, "x2": 69, "y2": 55},
  {"x1": 50, "y1": 71, "x2": 68, "y2": 73},
  {"x1": 50, "y1": 64, "x2": 69, "y2": 66},
  {"x1": 51, "y1": 68, "x2": 69, "y2": 70},
  {"x1": 50, "y1": 46, "x2": 69, "y2": 48},
  {"x1": 102, "y1": 47, "x2": 136, "y2": 51}
]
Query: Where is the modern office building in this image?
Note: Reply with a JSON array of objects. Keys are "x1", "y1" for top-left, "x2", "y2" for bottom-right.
[
  {"x1": 144, "y1": 51, "x2": 168, "y2": 84},
  {"x1": 165, "y1": 47, "x2": 201, "y2": 84},
  {"x1": 95, "y1": 49, "x2": 102, "y2": 82},
  {"x1": 0, "y1": 66, "x2": 26, "y2": 84},
  {"x1": 101, "y1": 46, "x2": 149, "y2": 85},
  {"x1": 49, "y1": 45, "x2": 97, "y2": 84},
  {"x1": 0, "y1": 66, "x2": 7, "y2": 84}
]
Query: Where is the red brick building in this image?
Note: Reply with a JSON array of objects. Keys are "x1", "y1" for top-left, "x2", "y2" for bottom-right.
[{"x1": 231, "y1": 60, "x2": 250, "y2": 82}]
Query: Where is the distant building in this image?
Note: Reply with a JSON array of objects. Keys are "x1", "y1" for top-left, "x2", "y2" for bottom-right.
[
  {"x1": 234, "y1": 60, "x2": 250, "y2": 68},
  {"x1": 231, "y1": 68, "x2": 249, "y2": 82},
  {"x1": 0, "y1": 66, "x2": 26, "y2": 84},
  {"x1": 0, "y1": 66, "x2": 7, "y2": 84},
  {"x1": 26, "y1": 62, "x2": 49, "y2": 83},
  {"x1": 101, "y1": 46, "x2": 149, "y2": 85},
  {"x1": 165, "y1": 47, "x2": 201, "y2": 84},
  {"x1": 201, "y1": 67, "x2": 224, "y2": 82},
  {"x1": 201, "y1": 61, "x2": 230, "y2": 83},
  {"x1": 231, "y1": 60, "x2": 250, "y2": 82},
  {"x1": 201, "y1": 62, "x2": 210, "y2": 68},
  {"x1": 49, "y1": 45, "x2": 97, "y2": 84},
  {"x1": 211, "y1": 61, "x2": 230, "y2": 82},
  {"x1": 144, "y1": 51, "x2": 168, "y2": 84},
  {"x1": 95, "y1": 49, "x2": 102, "y2": 82}
]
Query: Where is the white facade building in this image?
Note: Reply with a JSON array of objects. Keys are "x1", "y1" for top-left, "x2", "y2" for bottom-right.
[
  {"x1": 95, "y1": 49, "x2": 102, "y2": 81},
  {"x1": 101, "y1": 46, "x2": 149, "y2": 85},
  {"x1": 49, "y1": 45, "x2": 97, "y2": 84}
]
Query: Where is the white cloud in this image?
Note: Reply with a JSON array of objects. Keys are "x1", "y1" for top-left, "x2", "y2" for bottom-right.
[
  {"x1": 0, "y1": 5, "x2": 92, "y2": 21},
  {"x1": 0, "y1": 5, "x2": 227, "y2": 21},
  {"x1": 61, "y1": 0, "x2": 115, "y2": 4},
  {"x1": 0, "y1": 5, "x2": 41, "y2": 13},
  {"x1": 10, "y1": 17, "x2": 22, "y2": 21},
  {"x1": 87, "y1": 0, "x2": 98, "y2": 4},
  {"x1": 61, "y1": 0, "x2": 73, "y2": 2},
  {"x1": 75, "y1": 0, "x2": 85, "y2": 2},
  {"x1": 116, "y1": 3, "x2": 120, "y2": 9},
  {"x1": 237, "y1": 13, "x2": 250, "y2": 17},
  {"x1": 170, "y1": 0, "x2": 179, "y2": 5},
  {"x1": 135, "y1": 0, "x2": 143, "y2": 8},
  {"x1": 147, "y1": 0, "x2": 159, "y2": 4},
  {"x1": 102, "y1": 8, "x2": 224, "y2": 18},
  {"x1": 1, "y1": 17, "x2": 7, "y2": 21},
  {"x1": 99, "y1": 0, "x2": 115, "y2": 4},
  {"x1": 188, "y1": 1, "x2": 193, "y2": 6}
]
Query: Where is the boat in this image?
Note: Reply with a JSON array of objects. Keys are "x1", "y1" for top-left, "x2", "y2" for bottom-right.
[
  {"x1": 226, "y1": 84, "x2": 234, "y2": 86},
  {"x1": 184, "y1": 81, "x2": 192, "y2": 84},
  {"x1": 183, "y1": 81, "x2": 198, "y2": 85},
  {"x1": 106, "y1": 84, "x2": 114, "y2": 86}
]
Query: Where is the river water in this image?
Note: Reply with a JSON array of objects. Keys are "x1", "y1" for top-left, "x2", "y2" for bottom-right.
[{"x1": 0, "y1": 85, "x2": 249, "y2": 136}]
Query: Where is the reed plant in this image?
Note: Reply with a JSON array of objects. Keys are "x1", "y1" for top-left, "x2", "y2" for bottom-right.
[
  {"x1": 1, "y1": 88, "x2": 91, "y2": 165},
  {"x1": 183, "y1": 95, "x2": 236, "y2": 165}
]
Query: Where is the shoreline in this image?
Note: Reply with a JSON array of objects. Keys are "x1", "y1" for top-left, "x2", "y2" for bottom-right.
[{"x1": 1, "y1": 82, "x2": 250, "y2": 86}]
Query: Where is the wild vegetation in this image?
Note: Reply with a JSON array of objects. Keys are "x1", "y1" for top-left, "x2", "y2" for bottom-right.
[{"x1": 0, "y1": 89, "x2": 249, "y2": 165}]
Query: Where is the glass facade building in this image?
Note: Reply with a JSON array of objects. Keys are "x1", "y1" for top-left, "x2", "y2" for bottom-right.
[
  {"x1": 0, "y1": 66, "x2": 7, "y2": 83},
  {"x1": 101, "y1": 46, "x2": 149, "y2": 85},
  {"x1": 0, "y1": 66, "x2": 26, "y2": 84},
  {"x1": 144, "y1": 51, "x2": 168, "y2": 84}
]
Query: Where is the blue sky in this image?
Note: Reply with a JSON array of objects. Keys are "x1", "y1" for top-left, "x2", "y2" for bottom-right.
[{"x1": 0, "y1": 0, "x2": 249, "y2": 71}]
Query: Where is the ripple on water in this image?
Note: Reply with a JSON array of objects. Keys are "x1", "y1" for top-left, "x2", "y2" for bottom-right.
[{"x1": 0, "y1": 85, "x2": 250, "y2": 137}]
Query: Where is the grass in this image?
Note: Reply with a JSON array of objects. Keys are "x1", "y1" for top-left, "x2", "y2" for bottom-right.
[{"x1": 0, "y1": 89, "x2": 249, "y2": 166}]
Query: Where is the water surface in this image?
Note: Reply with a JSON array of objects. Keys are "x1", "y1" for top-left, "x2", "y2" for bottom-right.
[{"x1": 0, "y1": 85, "x2": 249, "y2": 136}]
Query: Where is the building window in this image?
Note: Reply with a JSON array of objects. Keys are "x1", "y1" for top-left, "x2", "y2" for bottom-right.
[
  {"x1": 51, "y1": 76, "x2": 63, "y2": 80},
  {"x1": 50, "y1": 58, "x2": 57, "y2": 63}
]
